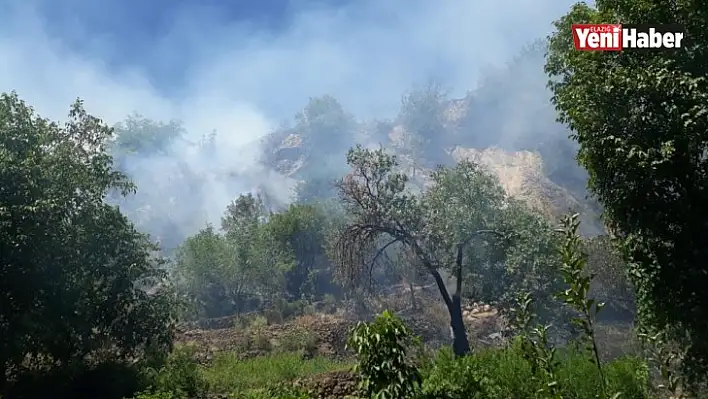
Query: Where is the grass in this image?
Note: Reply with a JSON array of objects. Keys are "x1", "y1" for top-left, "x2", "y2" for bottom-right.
[
  {"x1": 418, "y1": 343, "x2": 651, "y2": 398},
  {"x1": 202, "y1": 351, "x2": 352, "y2": 394},
  {"x1": 144, "y1": 311, "x2": 645, "y2": 399},
  {"x1": 47, "y1": 321, "x2": 646, "y2": 399},
  {"x1": 194, "y1": 341, "x2": 649, "y2": 398}
]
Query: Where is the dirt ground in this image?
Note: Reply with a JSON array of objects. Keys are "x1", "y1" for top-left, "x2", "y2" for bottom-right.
[{"x1": 176, "y1": 288, "x2": 508, "y2": 364}]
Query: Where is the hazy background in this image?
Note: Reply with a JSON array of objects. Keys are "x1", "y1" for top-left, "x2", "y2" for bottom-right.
[{"x1": 0, "y1": 0, "x2": 583, "y2": 249}]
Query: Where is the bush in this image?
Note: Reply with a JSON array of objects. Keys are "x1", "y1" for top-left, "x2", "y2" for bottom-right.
[
  {"x1": 252, "y1": 331, "x2": 273, "y2": 352},
  {"x1": 348, "y1": 310, "x2": 421, "y2": 399},
  {"x1": 278, "y1": 328, "x2": 318, "y2": 355},
  {"x1": 230, "y1": 385, "x2": 312, "y2": 399},
  {"x1": 3, "y1": 361, "x2": 149, "y2": 399},
  {"x1": 274, "y1": 299, "x2": 316, "y2": 320},
  {"x1": 419, "y1": 347, "x2": 507, "y2": 398},
  {"x1": 147, "y1": 345, "x2": 209, "y2": 399},
  {"x1": 321, "y1": 293, "x2": 338, "y2": 314}
]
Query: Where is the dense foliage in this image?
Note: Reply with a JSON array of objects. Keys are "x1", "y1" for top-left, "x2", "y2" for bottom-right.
[
  {"x1": 546, "y1": 0, "x2": 708, "y2": 389},
  {"x1": 0, "y1": 93, "x2": 178, "y2": 395},
  {"x1": 173, "y1": 195, "x2": 341, "y2": 319}
]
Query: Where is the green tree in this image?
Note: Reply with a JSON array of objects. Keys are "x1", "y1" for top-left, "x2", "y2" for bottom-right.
[
  {"x1": 295, "y1": 95, "x2": 355, "y2": 149},
  {"x1": 332, "y1": 146, "x2": 511, "y2": 356},
  {"x1": 222, "y1": 194, "x2": 295, "y2": 308},
  {"x1": 112, "y1": 114, "x2": 184, "y2": 155},
  {"x1": 546, "y1": 0, "x2": 708, "y2": 385},
  {"x1": 291, "y1": 96, "x2": 357, "y2": 188},
  {"x1": 221, "y1": 193, "x2": 268, "y2": 235},
  {"x1": 173, "y1": 225, "x2": 235, "y2": 318},
  {"x1": 175, "y1": 194, "x2": 294, "y2": 318},
  {"x1": 464, "y1": 198, "x2": 566, "y2": 325},
  {"x1": 0, "y1": 92, "x2": 177, "y2": 389},
  {"x1": 397, "y1": 83, "x2": 449, "y2": 164},
  {"x1": 265, "y1": 203, "x2": 338, "y2": 300}
]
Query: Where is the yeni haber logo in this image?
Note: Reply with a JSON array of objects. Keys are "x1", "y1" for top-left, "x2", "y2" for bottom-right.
[{"x1": 572, "y1": 24, "x2": 686, "y2": 51}]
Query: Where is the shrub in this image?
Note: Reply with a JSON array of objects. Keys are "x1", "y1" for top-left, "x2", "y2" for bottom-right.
[
  {"x1": 247, "y1": 316, "x2": 273, "y2": 352},
  {"x1": 264, "y1": 308, "x2": 285, "y2": 325},
  {"x1": 419, "y1": 347, "x2": 506, "y2": 398},
  {"x1": 321, "y1": 293, "x2": 338, "y2": 313},
  {"x1": 148, "y1": 345, "x2": 209, "y2": 399},
  {"x1": 230, "y1": 385, "x2": 311, "y2": 399},
  {"x1": 347, "y1": 310, "x2": 421, "y2": 399},
  {"x1": 278, "y1": 328, "x2": 318, "y2": 355},
  {"x1": 252, "y1": 331, "x2": 273, "y2": 352}
]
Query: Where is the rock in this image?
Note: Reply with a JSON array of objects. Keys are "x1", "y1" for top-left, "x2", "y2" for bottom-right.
[
  {"x1": 488, "y1": 332, "x2": 503, "y2": 340},
  {"x1": 296, "y1": 370, "x2": 361, "y2": 399},
  {"x1": 450, "y1": 147, "x2": 603, "y2": 236}
]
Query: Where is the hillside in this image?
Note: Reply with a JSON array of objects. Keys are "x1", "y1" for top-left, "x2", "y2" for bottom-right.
[
  {"x1": 262, "y1": 92, "x2": 604, "y2": 236},
  {"x1": 257, "y1": 43, "x2": 603, "y2": 236}
]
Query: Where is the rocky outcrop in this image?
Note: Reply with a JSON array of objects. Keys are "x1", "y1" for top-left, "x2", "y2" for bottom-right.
[
  {"x1": 450, "y1": 147, "x2": 603, "y2": 236},
  {"x1": 271, "y1": 133, "x2": 308, "y2": 176}
]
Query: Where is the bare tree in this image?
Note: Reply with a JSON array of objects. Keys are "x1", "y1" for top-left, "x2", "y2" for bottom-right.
[{"x1": 331, "y1": 145, "x2": 508, "y2": 356}]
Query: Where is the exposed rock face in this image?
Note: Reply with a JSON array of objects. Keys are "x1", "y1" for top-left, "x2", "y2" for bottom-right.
[
  {"x1": 450, "y1": 147, "x2": 603, "y2": 236},
  {"x1": 272, "y1": 133, "x2": 308, "y2": 177}
]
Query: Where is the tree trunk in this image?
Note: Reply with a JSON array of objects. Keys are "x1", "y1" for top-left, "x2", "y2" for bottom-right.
[
  {"x1": 429, "y1": 268, "x2": 471, "y2": 357},
  {"x1": 413, "y1": 233, "x2": 501, "y2": 358},
  {"x1": 448, "y1": 294, "x2": 470, "y2": 355},
  {"x1": 451, "y1": 241, "x2": 470, "y2": 356},
  {"x1": 408, "y1": 282, "x2": 417, "y2": 310}
]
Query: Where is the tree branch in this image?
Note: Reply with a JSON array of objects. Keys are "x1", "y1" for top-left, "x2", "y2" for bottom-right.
[
  {"x1": 371, "y1": 238, "x2": 401, "y2": 267},
  {"x1": 459, "y1": 229, "x2": 506, "y2": 249},
  {"x1": 430, "y1": 268, "x2": 453, "y2": 308},
  {"x1": 368, "y1": 238, "x2": 401, "y2": 288}
]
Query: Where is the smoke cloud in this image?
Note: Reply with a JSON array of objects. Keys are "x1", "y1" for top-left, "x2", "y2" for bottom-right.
[{"x1": 0, "y1": 0, "x2": 579, "y2": 248}]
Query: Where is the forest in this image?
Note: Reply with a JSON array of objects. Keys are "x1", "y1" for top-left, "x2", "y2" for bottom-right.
[{"x1": 1, "y1": 0, "x2": 707, "y2": 398}]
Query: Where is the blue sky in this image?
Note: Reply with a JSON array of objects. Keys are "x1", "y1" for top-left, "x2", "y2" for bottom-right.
[
  {"x1": 0, "y1": 0, "x2": 576, "y2": 123},
  {"x1": 30, "y1": 0, "x2": 354, "y2": 92}
]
